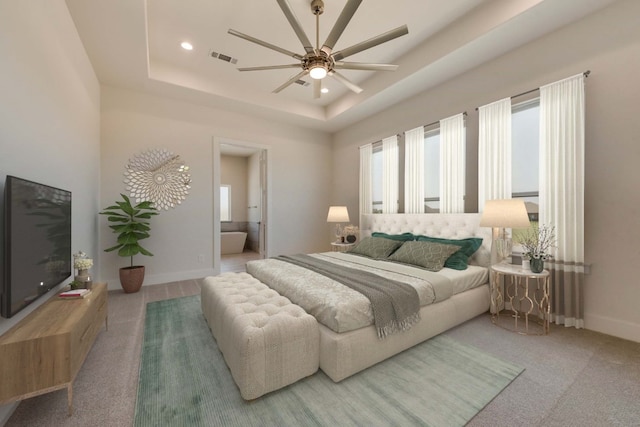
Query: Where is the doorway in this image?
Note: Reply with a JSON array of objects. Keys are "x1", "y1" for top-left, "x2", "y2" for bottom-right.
[{"x1": 213, "y1": 138, "x2": 268, "y2": 274}]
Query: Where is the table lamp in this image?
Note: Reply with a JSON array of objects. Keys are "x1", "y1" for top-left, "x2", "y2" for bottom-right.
[
  {"x1": 327, "y1": 206, "x2": 350, "y2": 243},
  {"x1": 480, "y1": 199, "x2": 530, "y2": 264}
]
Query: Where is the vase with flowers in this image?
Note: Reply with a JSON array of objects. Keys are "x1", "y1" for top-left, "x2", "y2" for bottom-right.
[
  {"x1": 73, "y1": 251, "x2": 93, "y2": 288},
  {"x1": 515, "y1": 224, "x2": 556, "y2": 273},
  {"x1": 342, "y1": 224, "x2": 359, "y2": 243}
]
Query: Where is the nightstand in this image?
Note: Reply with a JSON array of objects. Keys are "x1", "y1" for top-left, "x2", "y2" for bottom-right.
[
  {"x1": 330, "y1": 242, "x2": 354, "y2": 252},
  {"x1": 490, "y1": 263, "x2": 550, "y2": 335}
]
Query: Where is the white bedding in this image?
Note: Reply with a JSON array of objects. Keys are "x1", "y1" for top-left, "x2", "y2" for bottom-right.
[{"x1": 245, "y1": 252, "x2": 487, "y2": 334}]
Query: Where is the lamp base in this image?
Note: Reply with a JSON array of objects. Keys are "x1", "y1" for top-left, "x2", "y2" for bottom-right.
[
  {"x1": 491, "y1": 227, "x2": 512, "y2": 264},
  {"x1": 334, "y1": 224, "x2": 343, "y2": 243}
]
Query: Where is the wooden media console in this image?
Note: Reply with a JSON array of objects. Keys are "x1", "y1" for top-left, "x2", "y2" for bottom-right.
[{"x1": 0, "y1": 282, "x2": 107, "y2": 415}]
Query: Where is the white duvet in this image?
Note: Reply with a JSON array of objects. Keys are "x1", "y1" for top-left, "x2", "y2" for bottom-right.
[{"x1": 246, "y1": 252, "x2": 488, "y2": 334}]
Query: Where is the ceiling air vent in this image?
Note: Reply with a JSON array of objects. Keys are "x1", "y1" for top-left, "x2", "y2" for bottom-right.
[
  {"x1": 210, "y1": 50, "x2": 238, "y2": 64},
  {"x1": 295, "y1": 80, "x2": 310, "y2": 87}
]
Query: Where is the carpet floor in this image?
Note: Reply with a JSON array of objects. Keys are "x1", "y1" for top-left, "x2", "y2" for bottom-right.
[{"x1": 134, "y1": 295, "x2": 523, "y2": 427}]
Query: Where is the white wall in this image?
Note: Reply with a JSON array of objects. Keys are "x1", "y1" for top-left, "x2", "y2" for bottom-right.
[
  {"x1": 332, "y1": 0, "x2": 640, "y2": 343},
  {"x1": 220, "y1": 155, "x2": 248, "y2": 222},
  {"x1": 0, "y1": 0, "x2": 100, "y2": 422},
  {"x1": 99, "y1": 86, "x2": 333, "y2": 288}
]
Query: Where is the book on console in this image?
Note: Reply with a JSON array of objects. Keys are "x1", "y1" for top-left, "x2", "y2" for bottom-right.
[{"x1": 59, "y1": 289, "x2": 91, "y2": 299}]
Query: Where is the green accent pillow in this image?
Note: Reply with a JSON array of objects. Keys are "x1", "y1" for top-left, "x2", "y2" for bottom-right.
[
  {"x1": 414, "y1": 236, "x2": 483, "y2": 270},
  {"x1": 347, "y1": 236, "x2": 404, "y2": 259},
  {"x1": 371, "y1": 232, "x2": 415, "y2": 241},
  {"x1": 386, "y1": 241, "x2": 461, "y2": 271}
]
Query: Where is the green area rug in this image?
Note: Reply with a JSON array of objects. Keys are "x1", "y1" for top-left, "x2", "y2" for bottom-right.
[{"x1": 134, "y1": 295, "x2": 523, "y2": 427}]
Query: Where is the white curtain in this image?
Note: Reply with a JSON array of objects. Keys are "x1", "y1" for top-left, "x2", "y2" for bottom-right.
[
  {"x1": 478, "y1": 98, "x2": 512, "y2": 211},
  {"x1": 382, "y1": 135, "x2": 399, "y2": 213},
  {"x1": 404, "y1": 126, "x2": 425, "y2": 213},
  {"x1": 540, "y1": 73, "x2": 585, "y2": 328},
  {"x1": 440, "y1": 113, "x2": 465, "y2": 213},
  {"x1": 359, "y1": 143, "x2": 373, "y2": 220}
]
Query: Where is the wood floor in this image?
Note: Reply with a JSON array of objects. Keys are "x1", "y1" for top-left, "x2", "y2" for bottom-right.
[{"x1": 220, "y1": 250, "x2": 261, "y2": 273}]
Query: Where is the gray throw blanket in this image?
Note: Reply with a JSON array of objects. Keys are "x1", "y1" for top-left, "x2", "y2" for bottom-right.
[{"x1": 276, "y1": 254, "x2": 420, "y2": 339}]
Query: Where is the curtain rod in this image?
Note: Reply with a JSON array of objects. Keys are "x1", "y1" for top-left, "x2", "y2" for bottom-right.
[
  {"x1": 359, "y1": 110, "x2": 469, "y2": 148},
  {"x1": 421, "y1": 111, "x2": 467, "y2": 130},
  {"x1": 474, "y1": 70, "x2": 591, "y2": 111}
]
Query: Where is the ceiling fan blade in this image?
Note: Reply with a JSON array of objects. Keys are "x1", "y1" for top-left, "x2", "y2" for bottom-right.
[
  {"x1": 332, "y1": 25, "x2": 409, "y2": 61},
  {"x1": 320, "y1": 0, "x2": 362, "y2": 56},
  {"x1": 334, "y1": 62, "x2": 399, "y2": 72},
  {"x1": 273, "y1": 70, "x2": 309, "y2": 94},
  {"x1": 329, "y1": 71, "x2": 363, "y2": 94},
  {"x1": 238, "y1": 64, "x2": 301, "y2": 72},
  {"x1": 276, "y1": 0, "x2": 314, "y2": 55},
  {"x1": 313, "y1": 79, "x2": 321, "y2": 99},
  {"x1": 228, "y1": 29, "x2": 303, "y2": 60}
]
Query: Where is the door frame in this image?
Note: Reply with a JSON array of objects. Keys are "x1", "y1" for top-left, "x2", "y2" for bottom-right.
[{"x1": 212, "y1": 137, "x2": 270, "y2": 275}]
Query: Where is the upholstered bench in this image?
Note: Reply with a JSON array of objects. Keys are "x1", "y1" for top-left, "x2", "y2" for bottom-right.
[{"x1": 201, "y1": 272, "x2": 320, "y2": 400}]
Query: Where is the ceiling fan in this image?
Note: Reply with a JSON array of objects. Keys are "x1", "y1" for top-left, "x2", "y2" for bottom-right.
[{"x1": 228, "y1": 0, "x2": 409, "y2": 98}]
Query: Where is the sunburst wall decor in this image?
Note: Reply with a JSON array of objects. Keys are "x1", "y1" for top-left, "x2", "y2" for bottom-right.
[{"x1": 124, "y1": 149, "x2": 191, "y2": 210}]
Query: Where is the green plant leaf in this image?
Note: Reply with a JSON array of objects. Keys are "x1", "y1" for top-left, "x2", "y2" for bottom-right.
[
  {"x1": 138, "y1": 246, "x2": 154, "y2": 257},
  {"x1": 117, "y1": 244, "x2": 140, "y2": 258},
  {"x1": 100, "y1": 194, "x2": 158, "y2": 264}
]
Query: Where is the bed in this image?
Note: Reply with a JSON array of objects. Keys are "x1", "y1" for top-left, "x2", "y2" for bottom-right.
[{"x1": 245, "y1": 213, "x2": 493, "y2": 382}]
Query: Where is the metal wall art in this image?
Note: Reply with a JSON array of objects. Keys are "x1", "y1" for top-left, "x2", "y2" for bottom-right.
[{"x1": 124, "y1": 149, "x2": 191, "y2": 210}]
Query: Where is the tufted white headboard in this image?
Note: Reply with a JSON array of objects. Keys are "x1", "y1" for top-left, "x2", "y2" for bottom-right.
[{"x1": 361, "y1": 213, "x2": 493, "y2": 268}]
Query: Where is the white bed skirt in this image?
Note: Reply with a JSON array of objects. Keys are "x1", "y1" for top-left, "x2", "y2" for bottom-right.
[{"x1": 319, "y1": 284, "x2": 490, "y2": 382}]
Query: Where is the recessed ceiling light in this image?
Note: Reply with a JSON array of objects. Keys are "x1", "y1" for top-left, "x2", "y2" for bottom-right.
[
  {"x1": 181, "y1": 41, "x2": 193, "y2": 51},
  {"x1": 321, "y1": 88, "x2": 329, "y2": 94}
]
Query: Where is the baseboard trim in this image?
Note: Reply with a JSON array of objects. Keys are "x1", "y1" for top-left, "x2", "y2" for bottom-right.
[{"x1": 584, "y1": 313, "x2": 640, "y2": 343}]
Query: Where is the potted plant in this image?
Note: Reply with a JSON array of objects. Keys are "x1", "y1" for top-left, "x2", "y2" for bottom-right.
[
  {"x1": 516, "y1": 224, "x2": 556, "y2": 273},
  {"x1": 100, "y1": 194, "x2": 158, "y2": 293}
]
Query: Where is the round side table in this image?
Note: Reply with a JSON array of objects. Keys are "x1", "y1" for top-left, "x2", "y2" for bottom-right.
[
  {"x1": 490, "y1": 263, "x2": 550, "y2": 335},
  {"x1": 330, "y1": 242, "x2": 355, "y2": 252}
]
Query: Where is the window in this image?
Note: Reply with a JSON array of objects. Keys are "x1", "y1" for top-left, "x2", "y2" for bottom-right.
[
  {"x1": 220, "y1": 185, "x2": 231, "y2": 222},
  {"x1": 423, "y1": 129, "x2": 440, "y2": 212},
  {"x1": 512, "y1": 99, "x2": 540, "y2": 220}
]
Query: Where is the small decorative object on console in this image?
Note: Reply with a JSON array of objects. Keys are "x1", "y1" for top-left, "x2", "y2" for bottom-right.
[
  {"x1": 73, "y1": 251, "x2": 93, "y2": 289},
  {"x1": 59, "y1": 289, "x2": 91, "y2": 299}
]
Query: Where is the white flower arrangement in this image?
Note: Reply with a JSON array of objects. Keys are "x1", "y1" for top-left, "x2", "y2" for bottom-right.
[
  {"x1": 342, "y1": 224, "x2": 359, "y2": 236},
  {"x1": 515, "y1": 224, "x2": 556, "y2": 261},
  {"x1": 73, "y1": 251, "x2": 93, "y2": 270}
]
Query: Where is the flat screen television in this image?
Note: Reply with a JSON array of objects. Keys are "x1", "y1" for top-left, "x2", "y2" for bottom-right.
[{"x1": 1, "y1": 175, "x2": 72, "y2": 318}]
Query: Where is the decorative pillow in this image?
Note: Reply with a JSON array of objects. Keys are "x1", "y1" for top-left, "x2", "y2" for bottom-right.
[
  {"x1": 386, "y1": 241, "x2": 461, "y2": 271},
  {"x1": 414, "y1": 236, "x2": 483, "y2": 270},
  {"x1": 371, "y1": 232, "x2": 415, "y2": 241},
  {"x1": 347, "y1": 236, "x2": 404, "y2": 259}
]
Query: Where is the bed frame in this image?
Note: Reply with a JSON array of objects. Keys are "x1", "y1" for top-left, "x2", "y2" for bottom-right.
[{"x1": 319, "y1": 213, "x2": 493, "y2": 382}]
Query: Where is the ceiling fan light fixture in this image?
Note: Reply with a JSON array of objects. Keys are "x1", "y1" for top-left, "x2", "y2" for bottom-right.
[
  {"x1": 229, "y1": 0, "x2": 408, "y2": 97},
  {"x1": 309, "y1": 65, "x2": 327, "y2": 80}
]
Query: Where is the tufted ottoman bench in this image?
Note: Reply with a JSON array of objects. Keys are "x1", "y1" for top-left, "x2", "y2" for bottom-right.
[{"x1": 201, "y1": 272, "x2": 319, "y2": 400}]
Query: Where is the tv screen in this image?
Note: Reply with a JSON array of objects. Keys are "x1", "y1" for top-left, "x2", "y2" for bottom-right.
[{"x1": 1, "y1": 176, "x2": 72, "y2": 318}]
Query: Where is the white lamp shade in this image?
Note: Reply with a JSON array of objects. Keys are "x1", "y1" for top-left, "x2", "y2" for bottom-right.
[
  {"x1": 480, "y1": 199, "x2": 530, "y2": 228},
  {"x1": 327, "y1": 206, "x2": 350, "y2": 223}
]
